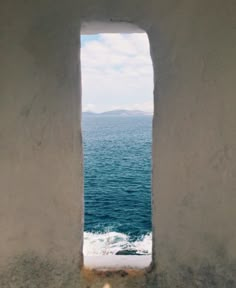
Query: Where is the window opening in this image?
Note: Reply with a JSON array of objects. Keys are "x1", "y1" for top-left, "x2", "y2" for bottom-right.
[{"x1": 81, "y1": 31, "x2": 153, "y2": 269}]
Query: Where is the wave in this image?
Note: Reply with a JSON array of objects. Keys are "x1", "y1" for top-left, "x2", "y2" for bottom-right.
[{"x1": 83, "y1": 231, "x2": 152, "y2": 256}]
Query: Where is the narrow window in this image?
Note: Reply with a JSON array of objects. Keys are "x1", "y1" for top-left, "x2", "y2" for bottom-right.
[{"x1": 81, "y1": 31, "x2": 153, "y2": 269}]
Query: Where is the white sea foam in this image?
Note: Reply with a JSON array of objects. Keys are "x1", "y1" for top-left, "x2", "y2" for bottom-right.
[{"x1": 83, "y1": 232, "x2": 152, "y2": 256}]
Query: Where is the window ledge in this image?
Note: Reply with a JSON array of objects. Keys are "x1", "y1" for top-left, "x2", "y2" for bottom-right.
[{"x1": 84, "y1": 255, "x2": 152, "y2": 270}]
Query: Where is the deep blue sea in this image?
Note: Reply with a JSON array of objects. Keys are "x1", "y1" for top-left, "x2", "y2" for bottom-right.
[{"x1": 82, "y1": 115, "x2": 152, "y2": 255}]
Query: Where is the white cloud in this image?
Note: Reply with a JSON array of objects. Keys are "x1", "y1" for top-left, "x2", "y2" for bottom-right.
[
  {"x1": 83, "y1": 103, "x2": 96, "y2": 112},
  {"x1": 81, "y1": 33, "x2": 153, "y2": 113}
]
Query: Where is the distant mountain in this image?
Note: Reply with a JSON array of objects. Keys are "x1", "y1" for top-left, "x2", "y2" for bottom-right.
[
  {"x1": 82, "y1": 111, "x2": 97, "y2": 116},
  {"x1": 82, "y1": 109, "x2": 152, "y2": 117}
]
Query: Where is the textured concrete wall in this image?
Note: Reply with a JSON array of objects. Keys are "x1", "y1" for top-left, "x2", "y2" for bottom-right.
[
  {"x1": 0, "y1": 1, "x2": 83, "y2": 286},
  {"x1": 150, "y1": 1, "x2": 236, "y2": 287},
  {"x1": 0, "y1": 0, "x2": 236, "y2": 287}
]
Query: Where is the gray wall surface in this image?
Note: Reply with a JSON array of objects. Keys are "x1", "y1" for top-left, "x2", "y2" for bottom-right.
[{"x1": 0, "y1": 0, "x2": 235, "y2": 287}]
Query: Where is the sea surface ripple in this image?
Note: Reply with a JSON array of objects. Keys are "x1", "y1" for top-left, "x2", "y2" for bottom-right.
[{"x1": 82, "y1": 115, "x2": 152, "y2": 255}]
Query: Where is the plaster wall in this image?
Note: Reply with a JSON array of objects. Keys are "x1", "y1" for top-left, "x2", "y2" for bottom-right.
[{"x1": 0, "y1": 0, "x2": 235, "y2": 287}]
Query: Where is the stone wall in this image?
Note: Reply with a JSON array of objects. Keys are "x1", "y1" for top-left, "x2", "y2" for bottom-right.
[{"x1": 0, "y1": 0, "x2": 235, "y2": 287}]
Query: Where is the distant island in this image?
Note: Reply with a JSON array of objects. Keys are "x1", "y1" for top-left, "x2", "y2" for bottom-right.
[{"x1": 82, "y1": 109, "x2": 152, "y2": 117}]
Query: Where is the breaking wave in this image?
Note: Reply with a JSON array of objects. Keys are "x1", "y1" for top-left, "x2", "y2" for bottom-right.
[{"x1": 84, "y1": 231, "x2": 152, "y2": 256}]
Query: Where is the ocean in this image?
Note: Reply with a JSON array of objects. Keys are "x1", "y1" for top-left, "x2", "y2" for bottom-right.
[{"x1": 82, "y1": 115, "x2": 152, "y2": 256}]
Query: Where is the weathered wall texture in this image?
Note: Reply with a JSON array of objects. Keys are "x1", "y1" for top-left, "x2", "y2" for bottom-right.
[{"x1": 0, "y1": 0, "x2": 235, "y2": 287}]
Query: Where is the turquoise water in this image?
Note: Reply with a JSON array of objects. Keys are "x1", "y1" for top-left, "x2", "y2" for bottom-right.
[{"x1": 82, "y1": 115, "x2": 152, "y2": 255}]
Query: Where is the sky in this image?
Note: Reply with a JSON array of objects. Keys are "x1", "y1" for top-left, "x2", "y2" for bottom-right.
[{"x1": 81, "y1": 33, "x2": 153, "y2": 113}]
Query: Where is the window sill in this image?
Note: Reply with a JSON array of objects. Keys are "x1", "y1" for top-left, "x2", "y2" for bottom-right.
[{"x1": 84, "y1": 255, "x2": 152, "y2": 270}]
